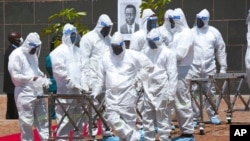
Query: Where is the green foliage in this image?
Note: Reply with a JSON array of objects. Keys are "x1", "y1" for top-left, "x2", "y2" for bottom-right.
[
  {"x1": 140, "y1": 0, "x2": 171, "y2": 25},
  {"x1": 41, "y1": 8, "x2": 89, "y2": 37}
]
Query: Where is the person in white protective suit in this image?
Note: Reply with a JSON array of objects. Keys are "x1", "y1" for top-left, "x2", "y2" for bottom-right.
[
  {"x1": 190, "y1": 9, "x2": 227, "y2": 127},
  {"x1": 245, "y1": 10, "x2": 250, "y2": 91},
  {"x1": 129, "y1": 30, "x2": 146, "y2": 130},
  {"x1": 158, "y1": 9, "x2": 174, "y2": 47},
  {"x1": 79, "y1": 14, "x2": 113, "y2": 88},
  {"x1": 157, "y1": 8, "x2": 177, "y2": 131},
  {"x1": 127, "y1": 8, "x2": 158, "y2": 132},
  {"x1": 50, "y1": 23, "x2": 89, "y2": 140},
  {"x1": 8, "y1": 32, "x2": 50, "y2": 141},
  {"x1": 168, "y1": 8, "x2": 195, "y2": 141},
  {"x1": 141, "y1": 28, "x2": 177, "y2": 141},
  {"x1": 141, "y1": 8, "x2": 158, "y2": 34},
  {"x1": 91, "y1": 32, "x2": 154, "y2": 141},
  {"x1": 129, "y1": 30, "x2": 146, "y2": 52},
  {"x1": 79, "y1": 14, "x2": 113, "y2": 137}
]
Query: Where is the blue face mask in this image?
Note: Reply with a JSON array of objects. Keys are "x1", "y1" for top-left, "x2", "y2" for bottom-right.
[{"x1": 70, "y1": 32, "x2": 76, "y2": 44}]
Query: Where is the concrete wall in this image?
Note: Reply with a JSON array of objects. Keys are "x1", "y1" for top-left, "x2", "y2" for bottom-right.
[{"x1": 0, "y1": 0, "x2": 250, "y2": 93}]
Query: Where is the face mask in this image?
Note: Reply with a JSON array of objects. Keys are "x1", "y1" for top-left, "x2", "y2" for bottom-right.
[
  {"x1": 112, "y1": 45, "x2": 123, "y2": 55},
  {"x1": 169, "y1": 17, "x2": 175, "y2": 29},
  {"x1": 29, "y1": 47, "x2": 37, "y2": 55},
  {"x1": 197, "y1": 18, "x2": 205, "y2": 28},
  {"x1": 19, "y1": 37, "x2": 24, "y2": 46},
  {"x1": 147, "y1": 16, "x2": 158, "y2": 32},
  {"x1": 70, "y1": 32, "x2": 76, "y2": 44},
  {"x1": 13, "y1": 37, "x2": 23, "y2": 47},
  {"x1": 148, "y1": 40, "x2": 157, "y2": 49},
  {"x1": 28, "y1": 42, "x2": 40, "y2": 55},
  {"x1": 101, "y1": 26, "x2": 111, "y2": 37}
]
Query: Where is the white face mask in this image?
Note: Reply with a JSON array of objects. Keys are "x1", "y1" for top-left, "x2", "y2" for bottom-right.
[{"x1": 19, "y1": 37, "x2": 24, "y2": 45}]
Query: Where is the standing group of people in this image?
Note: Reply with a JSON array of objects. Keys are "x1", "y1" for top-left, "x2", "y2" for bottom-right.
[{"x1": 3, "y1": 7, "x2": 233, "y2": 141}]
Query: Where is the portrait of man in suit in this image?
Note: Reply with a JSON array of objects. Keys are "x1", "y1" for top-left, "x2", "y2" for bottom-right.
[{"x1": 120, "y1": 4, "x2": 140, "y2": 34}]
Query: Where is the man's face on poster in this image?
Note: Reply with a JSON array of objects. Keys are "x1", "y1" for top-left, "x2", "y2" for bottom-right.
[{"x1": 125, "y1": 7, "x2": 136, "y2": 25}]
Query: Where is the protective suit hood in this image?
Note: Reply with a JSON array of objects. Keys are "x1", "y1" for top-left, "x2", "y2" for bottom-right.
[
  {"x1": 147, "y1": 28, "x2": 163, "y2": 48},
  {"x1": 163, "y1": 9, "x2": 174, "y2": 31},
  {"x1": 95, "y1": 14, "x2": 113, "y2": 38},
  {"x1": 147, "y1": 28, "x2": 162, "y2": 45},
  {"x1": 21, "y1": 32, "x2": 42, "y2": 56},
  {"x1": 171, "y1": 8, "x2": 189, "y2": 32},
  {"x1": 194, "y1": 9, "x2": 210, "y2": 29},
  {"x1": 129, "y1": 30, "x2": 146, "y2": 51},
  {"x1": 246, "y1": 9, "x2": 250, "y2": 25},
  {"x1": 141, "y1": 8, "x2": 156, "y2": 33},
  {"x1": 62, "y1": 23, "x2": 77, "y2": 47},
  {"x1": 247, "y1": 9, "x2": 250, "y2": 32},
  {"x1": 111, "y1": 32, "x2": 126, "y2": 56}
]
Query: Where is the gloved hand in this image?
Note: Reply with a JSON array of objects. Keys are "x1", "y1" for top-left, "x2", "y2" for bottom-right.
[
  {"x1": 81, "y1": 83, "x2": 89, "y2": 93},
  {"x1": 219, "y1": 69, "x2": 226, "y2": 73},
  {"x1": 66, "y1": 79, "x2": 80, "y2": 90},
  {"x1": 42, "y1": 77, "x2": 52, "y2": 89},
  {"x1": 90, "y1": 92, "x2": 98, "y2": 99},
  {"x1": 33, "y1": 76, "x2": 43, "y2": 88},
  {"x1": 74, "y1": 83, "x2": 84, "y2": 92}
]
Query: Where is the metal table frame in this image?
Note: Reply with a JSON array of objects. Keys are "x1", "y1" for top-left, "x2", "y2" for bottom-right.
[
  {"x1": 191, "y1": 73, "x2": 250, "y2": 135},
  {"x1": 38, "y1": 93, "x2": 109, "y2": 141}
]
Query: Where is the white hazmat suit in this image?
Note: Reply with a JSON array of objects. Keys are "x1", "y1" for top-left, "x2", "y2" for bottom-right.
[
  {"x1": 50, "y1": 23, "x2": 89, "y2": 140},
  {"x1": 80, "y1": 14, "x2": 113, "y2": 88},
  {"x1": 141, "y1": 8, "x2": 157, "y2": 34},
  {"x1": 79, "y1": 14, "x2": 113, "y2": 136},
  {"x1": 91, "y1": 32, "x2": 154, "y2": 141},
  {"x1": 158, "y1": 9, "x2": 174, "y2": 46},
  {"x1": 128, "y1": 9, "x2": 157, "y2": 131},
  {"x1": 157, "y1": 9, "x2": 177, "y2": 130},
  {"x1": 8, "y1": 32, "x2": 49, "y2": 141},
  {"x1": 169, "y1": 8, "x2": 195, "y2": 141},
  {"x1": 129, "y1": 30, "x2": 146, "y2": 52},
  {"x1": 142, "y1": 28, "x2": 177, "y2": 141},
  {"x1": 129, "y1": 30, "x2": 147, "y2": 129},
  {"x1": 191, "y1": 9, "x2": 227, "y2": 125}
]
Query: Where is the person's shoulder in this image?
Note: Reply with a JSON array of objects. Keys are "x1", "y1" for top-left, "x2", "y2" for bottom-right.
[
  {"x1": 99, "y1": 50, "x2": 111, "y2": 63},
  {"x1": 208, "y1": 26, "x2": 221, "y2": 34},
  {"x1": 8, "y1": 47, "x2": 21, "y2": 58},
  {"x1": 81, "y1": 30, "x2": 93, "y2": 38},
  {"x1": 127, "y1": 49, "x2": 143, "y2": 57},
  {"x1": 49, "y1": 44, "x2": 63, "y2": 56},
  {"x1": 182, "y1": 28, "x2": 193, "y2": 35},
  {"x1": 120, "y1": 23, "x2": 126, "y2": 28},
  {"x1": 120, "y1": 24, "x2": 127, "y2": 32},
  {"x1": 4, "y1": 45, "x2": 15, "y2": 55},
  {"x1": 81, "y1": 30, "x2": 98, "y2": 42}
]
